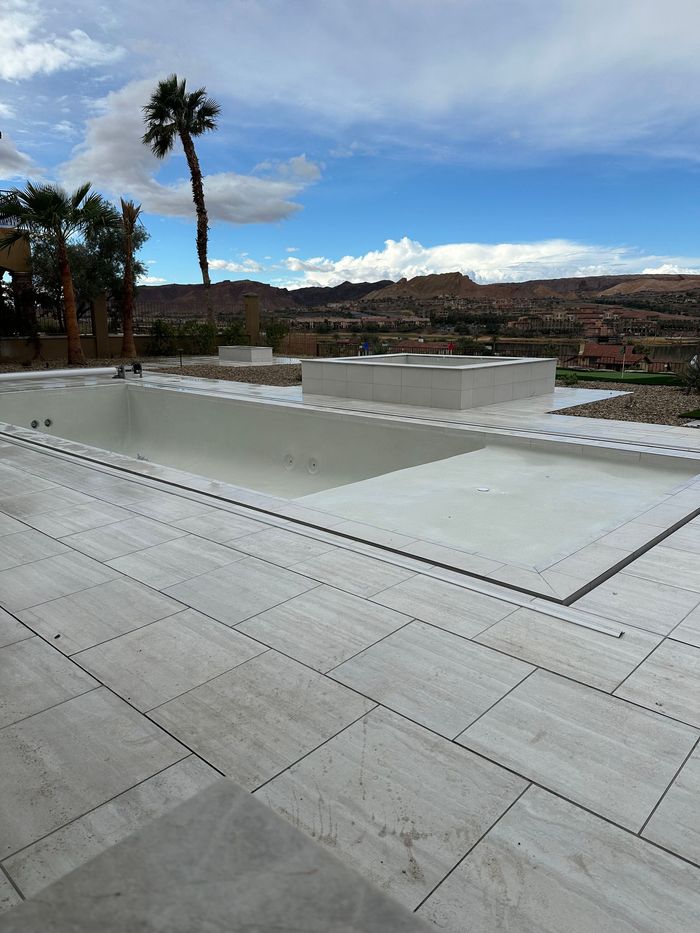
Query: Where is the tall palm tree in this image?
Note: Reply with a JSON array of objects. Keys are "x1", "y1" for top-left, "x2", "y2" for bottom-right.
[
  {"x1": 142, "y1": 75, "x2": 220, "y2": 325},
  {"x1": 120, "y1": 198, "x2": 142, "y2": 358},
  {"x1": 0, "y1": 182, "x2": 119, "y2": 365}
]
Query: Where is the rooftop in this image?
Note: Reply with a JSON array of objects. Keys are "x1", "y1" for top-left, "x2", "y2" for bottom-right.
[{"x1": 0, "y1": 366, "x2": 698, "y2": 930}]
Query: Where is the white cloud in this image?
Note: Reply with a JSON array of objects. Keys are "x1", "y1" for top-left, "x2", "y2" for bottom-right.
[
  {"x1": 210, "y1": 258, "x2": 263, "y2": 273},
  {"x1": 0, "y1": 103, "x2": 15, "y2": 118},
  {"x1": 1, "y1": 1, "x2": 123, "y2": 81},
  {"x1": 0, "y1": 133, "x2": 38, "y2": 180},
  {"x1": 283, "y1": 236, "x2": 700, "y2": 287},
  {"x1": 138, "y1": 274, "x2": 168, "y2": 285},
  {"x1": 285, "y1": 246, "x2": 299, "y2": 253},
  {"x1": 59, "y1": 80, "x2": 320, "y2": 224}
]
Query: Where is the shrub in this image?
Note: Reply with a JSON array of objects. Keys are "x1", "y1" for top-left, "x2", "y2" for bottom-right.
[
  {"x1": 145, "y1": 319, "x2": 176, "y2": 355},
  {"x1": 220, "y1": 321, "x2": 247, "y2": 345},
  {"x1": 176, "y1": 320, "x2": 218, "y2": 355}
]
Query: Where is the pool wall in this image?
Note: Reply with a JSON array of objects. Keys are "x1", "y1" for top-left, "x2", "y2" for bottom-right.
[{"x1": 302, "y1": 354, "x2": 556, "y2": 409}]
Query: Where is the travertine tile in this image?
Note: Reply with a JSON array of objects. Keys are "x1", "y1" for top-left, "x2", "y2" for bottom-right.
[
  {"x1": 372, "y1": 574, "x2": 515, "y2": 638},
  {"x1": 76, "y1": 609, "x2": 266, "y2": 710},
  {"x1": 291, "y1": 548, "x2": 415, "y2": 597},
  {"x1": 420, "y1": 785, "x2": 700, "y2": 932},
  {"x1": 164, "y1": 557, "x2": 318, "y2": 625},
  {"x1": 0, "y1": 872, "x2": 20, "y2": 915},
  {"x1": 259, "y1": 706, "x2": 527, "y2": 909},
  {"x1": 17, "y1": 578, "x2": 183, "y2": 654},
  {"x1": 575, "y1": 572, "x2": 700, "y2": 635},
  {"x1": 4, "y1": 756, "x2": 221, "y2": 897},
  {"x1": 644, "y1": 745, "x2": 700, "y2": 865},
  {"x1": 238, "y1": 584, "x2": 410, "y2": 671},
  {"x1": 63, "y1": 516, "x2": 187, "y2": 561},
  {"x1": 546, "y1": 542, "x2": 629, "y2": 577},
  {"x1": 0, "y1": 487, "x2": 94, "y2": 519},
  {"x1": 615, "y1": 639, "x2": 700, "y2": 726},
  {"x1": 625, "y1": 546, "x2": 700, "y2": 592},
  {"x1": 476, "y1": 607, "x2": 660, "y2": 691},
  {"x1": 672, "y1": 604, "x2": 700, "y2": 648},
  {"x1": 112, "y1": 491, "x2": 212, "y2": 523},
  {"x1": 404, "y1": 540, "x2": 504, "y2": 576},
  {"x1": 333, "y1": 620, "x2": 532, "y2": 737},
  {"x1": 458, "y1": 669, "x2": 698, "y2": 830},
  {"x1": 231, "y1": 527, "x2": 337, "y2": 567},
  {"x1": 0, "y1": 512, "x2": 25, "y2": 536},
  {"x1": 22, "y1": 501, "x2": 133, "y2": 537},
  {"x1": 0, "y1": 529, "x2": 69, "y2": 570},
  {"x1": 151, "y1": 651, "x2": 373, "y2": 789},
  {"x1": 107, "y1": 535, "x2": 244, "y2": 589},
  {"x1": 0, "y1": 689, "x2": 186, "y2": 857},
  {"x1": 172, "y1": 509, "x2": 268, "y2": 542},
  {"x1": 0, "y1": 552, "x2": 118, "y2": 612},
  {"x1": 0, "y1": 637, "x2": 97, "y2": 728}
]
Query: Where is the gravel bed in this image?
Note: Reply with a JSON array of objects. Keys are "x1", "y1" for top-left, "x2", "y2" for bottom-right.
[
  {"x1": 555, "y1": 380, "x2": 700, "y2": 426},
  {"x1": 154, "y1": 363, "x2": 302, "y2": 386}
]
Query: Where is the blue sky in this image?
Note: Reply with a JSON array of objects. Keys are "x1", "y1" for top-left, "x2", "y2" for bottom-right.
[{"x1": 2, "y1": 0, "x2": 700, "y2": 288}]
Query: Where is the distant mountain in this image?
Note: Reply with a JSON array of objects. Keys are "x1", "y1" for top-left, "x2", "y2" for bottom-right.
[
  {"x1": 291, "y1": 279, "x2": 393, "y2": 307},
  {"x1": 365, "y1": 272, "x2": 483, "y2": 300},
  {"x1": 136, "y1": 279, "x2": 299, "y2": 312}
]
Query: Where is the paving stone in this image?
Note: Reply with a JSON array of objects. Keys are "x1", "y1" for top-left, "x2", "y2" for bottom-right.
[
  {"x1": 615, "y1": 639, "x2": 700, "y2": 726},
  {"x1": 0, "y1": 487, "x2": 94, "y2": 519},
  {"x1": 107, "y1": 535, "x2": 244, "y2": 589},
  {"x1": 0, "y1": 552, "x2": 118, "y2": 612},
  {"x1": 0, "y1": 610, "x2": 31, "y2": 649},
  {"x1": 16, "y1": 578, "x2": 184, "y2": 655},
  {"x1": 259, "y1": 706, "x2": 527, "y2": 909},
  {"x1": 371, "y1": 574, "x2": 515, "y2": 638},
  {"x1": 63, "y1": 516, "x2": 187, "y2": 561},
  {"x1": 163, "y1": 557, "x2": 318, "y2": 625},
  {"x1": 0, "y1": 780, "x2": 431, "y2": 932},
  {"x1": 644, "y1": 745, "x2": 700, "y2": 866},
  {"x1": 231, "y1": 527, "x2": 337, "y2": 567},
  {"x1": 0, "y1": 530, "x2": 69, "y2": 570},
  {"x1": 476, "y1": 607, "x2": 660, "y2": 691},
  {"x1": 0, "y1": 689, "x2": 186, "y2": 857},
  {"x1": 0, "y1": 873, "x2": 20, "y2": 915},
  {"x1": 458, "y1": 669, "x2": 698, "y2": 830},
  {"x1": 671, "y1": 603, "x2": 700, "y2": 648},
  {"x1": 333, "y1": 620, "x2": 533, "y2": 737},
  {"x1": 0, "y1": 637, "x2": 97, "y2": 728},
  {"x1": 172, "y1": 509, "x2": 270, "y2": 542},
  {"x1": 21, "y1": 501, "x2": 133, "y2": 537},
  {"x1": 3, "y1": 756, "x2": 221, "y2": 898},
  {"x1": 625, "y1": 546, "x2": 700, "y2": 593},
  {"x1": 420, "y1": 785, "x2": 700, "y2": 933},
  {"x1": 575, "y1": 572, "x2": 700, "y2": 635},
  {"x1": 76, "y1": 610, "x2": 266, "y2": 710},
  {"x1": 151, "y1": 651, "x2": 373, "y2": 789},
  {"x1": 238, "y1": 584, "x2": 410, "y2": 671}
]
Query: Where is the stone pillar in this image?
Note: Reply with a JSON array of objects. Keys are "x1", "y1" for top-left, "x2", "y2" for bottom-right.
[
  {"x1": 91, "y1": 293, "x2": 111, "y2": 358},
  {"x1": 244, "y1": 293, "x2": 260, "y2": 345}
]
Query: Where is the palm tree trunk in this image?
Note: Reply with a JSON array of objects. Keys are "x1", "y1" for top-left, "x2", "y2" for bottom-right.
[
  {"x1": 57, "y1": 238, "x2": 86, "y2": 365},
  {"x1": 121, "y1": 232, "x2": 137, "y2": 358},
  {"x1": 180, "y1": 129, "x2": 214, "y2": 327}
]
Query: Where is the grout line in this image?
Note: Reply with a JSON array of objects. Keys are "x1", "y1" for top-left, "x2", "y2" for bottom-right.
[
  {"x1": 638, "y1": 734, "x2": 700, "y2": 837},
  {"x1": 0, "y1": 862, "x2": 24, "y2": 902},
  {"x1": 412, "y1": 782, "x2": 533, "y2": 914},
  {"x1": 323, "y1": 616, "x2": 418, "y2": 674},
  {"x1": 0, "y1": 685, "x2": 102, "y2": 735}
]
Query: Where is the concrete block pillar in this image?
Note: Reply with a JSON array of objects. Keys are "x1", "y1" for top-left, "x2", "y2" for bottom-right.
[
  {"x1": 244, "y1": 293, "x2": 260, "y2": 345},
  {"x1": 91, "y1": 293, "x2": 111, "y2": 358}
]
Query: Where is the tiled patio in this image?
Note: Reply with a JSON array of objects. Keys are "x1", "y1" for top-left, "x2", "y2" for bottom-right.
[{"x1": 0, "y1": 381, "x2": 699, "y2": 930}]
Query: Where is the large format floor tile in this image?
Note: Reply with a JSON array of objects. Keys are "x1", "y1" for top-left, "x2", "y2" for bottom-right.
[
  {"x1": 238, "y1": 584, "x2": 411, "y2": 671},
  {"x1": 151, "y1": 651, "x2": 373, "y2": 789},
  {"x1": 291, "y1": 548, "x2": 415, "y2": 597},
  {"x1": 0, "y1": 688, "x2": 186, "y2": 857},
  {"x1": 172, "y1": 508, "x2": 268, "y2": 542},
  {"x1": 371, "y1": 574, "x2": 516, "y2": 638},
  {"x1": 163, "y1": 557, "x2": 318, "y2": 625},
  {"x1": 615, "y1": 639, "x2": 700, "y2": 727},
  {"x1": 112, "y1": 491, "x2": 212, "y2": 523},
  {"x1": 475, "y1": 607, "x2": 660, "y2": 691},
  {"x1": 3, "y1": 756, "x2": 221, "y2": 898},
  {"x1": 16, "y1": 578, "x2": 184, "y2": 655},
  {"x1": 231, "y1": 527, "x2": 337, "y2": 567},
  {"x1": 0, "y1": 487, "x2": 95, "y2": 519},
  {"x1": 624, "y1": 546, "x2": 700, "y2": 593},
  {"x1": 0, "y1": 552, "x2": 118, "y2": 612},
  {"x1": 420, "y1": 785, "x2": 700, "y2": 933},
  {"x1": 0, "y1": 609, "x2": 31, "y2": 649},
  {"x1": 0, "y1": 530, "x2": 69, "y2": 570},
  {"x1": 63, "y1": 516, "x2": 187, "y2": 561},
  {"x1": 259, "y1": 706, "x2": 527, "y2": 909},
  {"x1": 458, "y1": 669, "x2": 698, "y2": 830},
  {"x1": 574, "y1": 572, "x2": 700, "y2": 635},
  {"x1": 0, "y1": 872, "x2": 20, "y2": 915},
  {"x1": 333, "y1": 621, "x2": 533, "y2": 737},
  {"x1": 644, "y1": 745, "x2": 700, "y2": 865},
  {"x1": 0, "y1": 512, "x2": 24, "y2": 536},
  {"x1": 107, "y1": 535, "x2": 244, "y2": 589},
  {"x1": 0, "y1": 637, "x2": 97, "y2": 728},
  {"x1": 672, "y1": 604, "x2": 700, "y2": 648},
  {"x1": 22, "y1": 501, "x2": 134, "y2": 537},
  {"x1": 76, "y1": 610, "x2": 266, "y2": 711}
]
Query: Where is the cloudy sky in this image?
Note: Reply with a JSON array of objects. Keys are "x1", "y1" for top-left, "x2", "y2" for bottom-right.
[{"x1": 3, "y1": 0, "x2": 700, "y2": 288}]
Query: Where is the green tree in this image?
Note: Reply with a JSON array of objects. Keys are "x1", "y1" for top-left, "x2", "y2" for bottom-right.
[
  {"x1": 0, "y1": 182, "x2": 119, "y2": 364},
  {"x1": 263, "y1": 318, "x2": 289, "y2": 352},
  {"x1": 142, "y1": 75, "x2": 220, "y2": 325},
  {"x1": 119, "y1": 199, "x2": 142, "y2": 358}
]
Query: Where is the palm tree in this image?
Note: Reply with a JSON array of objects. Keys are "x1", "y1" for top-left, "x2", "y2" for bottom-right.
[
  {"x1": 142, "y1": 75, "x2": 220, "y2": 325},
  {"x1": 0, "y1": 182, "x2": 119, "y2": 365},
  {"x1": 120, "y1": 198, "x2": 142, "y2": 358}
]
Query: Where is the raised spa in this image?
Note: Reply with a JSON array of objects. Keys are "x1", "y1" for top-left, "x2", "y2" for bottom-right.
[{"x1": 301, "y1": 353, "x2": 557, "y2": 409}]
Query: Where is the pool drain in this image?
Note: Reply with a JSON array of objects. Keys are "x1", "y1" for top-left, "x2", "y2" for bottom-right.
[
  {"x1": 477, "y1": 486, "x2": 490, "y2": 492},
  {"x1": 283, "y1": 454, "x2": 294, "y2": 470},
  {"x1": 307, "y1": 458, "x2": 319, "y2": 474}
]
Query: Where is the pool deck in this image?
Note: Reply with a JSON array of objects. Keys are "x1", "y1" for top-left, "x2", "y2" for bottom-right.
[{"x1": 0, "y1": 374, "x2": 699, "y2": 930}]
